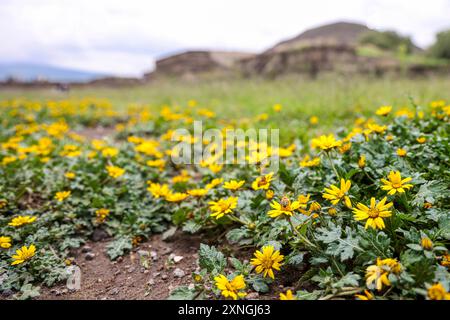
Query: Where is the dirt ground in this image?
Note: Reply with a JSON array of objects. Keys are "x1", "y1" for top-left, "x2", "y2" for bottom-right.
[
  {"x1": 38, "y1": 232, "x2": 203, "y2": 300},
  {"x1": 34, "y1": 229, "x2": 298, "y2": 300}
]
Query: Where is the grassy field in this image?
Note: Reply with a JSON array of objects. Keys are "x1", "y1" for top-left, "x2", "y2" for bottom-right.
[
  {"x1": 1, "y1": 76, "x2": 449, "y2": 142},
  {"x1": 1, "y1": 76, "x2": 449, "y2": 300}
]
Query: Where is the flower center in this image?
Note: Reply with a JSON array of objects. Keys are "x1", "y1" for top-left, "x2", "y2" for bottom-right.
[
  {"x1": 392, "y1": 183, "x2": 402, "y2": 188},
  {"x1": 258, "y1": 177, "x2": 267, "y2": 187},
  {"x1": 261, "y1": 258, "x2": 273, "y2": 269},
  {"x1": 280, "y1": 197, "x2": 292, "y2": 211},
  {"x1": 368, "y1": 208, "x2": 379, "y2": 218},
  {"x1": 219, "y1": 202, "x2": 231, "y2": 212}
]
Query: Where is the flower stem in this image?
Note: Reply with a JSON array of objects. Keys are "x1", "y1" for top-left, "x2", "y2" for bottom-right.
[
  {"x1": 288, "y1": 217, "x2": 317, "y2": 249},
  {"x1": 326, "y1": 151, "x2": 340, "y2": 180}
]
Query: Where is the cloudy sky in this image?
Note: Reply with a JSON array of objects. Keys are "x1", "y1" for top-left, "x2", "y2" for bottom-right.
[{"x1": 1, "y1": 0, "x2": 449, "y2": 76}]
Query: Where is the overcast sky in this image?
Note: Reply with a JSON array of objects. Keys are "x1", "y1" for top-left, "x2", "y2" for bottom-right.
[{"x1": 1, "y1": 0, "x2": 449, "y2": 76}]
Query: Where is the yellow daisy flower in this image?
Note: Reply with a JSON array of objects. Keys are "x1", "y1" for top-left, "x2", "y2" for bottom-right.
[
  {"x1": 251, "y1": 245, "x2": 284, "y2": 279},
  {"x1": 187, "y1": 188, "x2": 209, "y2": 197},
  {"x1": 55, "y1": 190, "x2": 71, "y2": 202},
  {"x1": 353, "y1": 197, "x2": 393, "y2": 230},
  {"x1": 427, "y1": 283, "x2": 450, "y2": 300},
  {"x1": 209, "y1": 197, "x2": 238, "y2": 219},
  {"x1": 279, "y1": 289, "x2": 296, "y2": 300},
  {"x1": 322, "y1": 178, "x2": 352, "y2": 208},
  {"x1": 0, "y1": 236, "x2": 12, "y2": 249},
  {"x1": 8, "y1": 215, "x2": 37, "y2": 227},
  {"x1": 11, "y1": 244, "x2": 36, "y2": 265},
  {"x1": 355, "y1": 290, "x2": 374, "y2": 300},
  {"x1": 106, "y1": 165, "x2": 125, "y2": 178},
  {"x1": 375, "y1": 105, "x2": 392, "y2": 116},
  {"x1": 311, "y1": 134, "x2": 342, "y2": 151},
  {"x1": 165, "y1": 192, "x2": 189, "y2": 202},
  {"x1": 223, "y1": 180, "x2": 245, "y2": 191},
  {"x1": 147, "y1": 183, "x2": 171, "y2": 198},
  {"x1": 380, "y1": 171, "x2": 413, "y2": 195},
  {"x1": 268, "y1": 196, "x2": 303, "y2": 218},
  {"x1": 252, "y1": 172, "x2": 274, "y2": 190},
  {"x1": 214, "y1": 274, "x2": 246, "y2": 300}
]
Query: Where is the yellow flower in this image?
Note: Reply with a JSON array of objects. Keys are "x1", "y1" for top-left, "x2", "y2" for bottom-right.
[
  {"x1": 0, "y1": 236, "x2": 12, "y2": 249},
  {"x1": 187, "y1": 188, "x2": 209, "y2": 197},
  {"x1": 223, "y1": 180, "x2": 245, "y2": 191},
  {"x1": 396, "y1": 148, "x2": 407, "y2": 157},
  {"x1": 0, "y1": 199, "x2": 7, "y2": 209},
  {"x1": 378, "y1": 258, "x2": 402, "y2": 274},
  {"x1": 421, "y1": 237, "x2": 433, "y2": 250},
  {"x1": 427, "y1": 283, "x2": 450, "y2": 300},
  {"x1": 309, "y1": 116, "x2": 319, "y2": 125},
  {"x1": 322, "y1": 179, "x2": 352, "y2": 208},
  {"x1": 273, "y1": 103, "x2": 282, "y2": 112},
  {"x1": 365, "y1": 265, "x2": 390, "y2": 291},
  {"x1": 11, "y1": 244, "x2": 36, "y2": 265},
  {"x1": 280, "y1": 289, "x2": 296, "y2": 300},
  {"x1": 147, "y1": 183, "x2": 171, "y2": 198},
  {"x1": 165, "y1": 192, "x2": 189, "y2": 202},
  {"x1": 206, "y1": 178, "x2": 223, "y2": 189},
  {"x1": 2, "y1": 156, "x2": 17, "y2": 166},
  {"x1": 95, "y1": 208, "x2": 110, "y2": 223},
  {"x1": 358, "y1": 155, "x2": 366, "y2": 168},
  {"x1": 380, "y1": 171, "x2": 413, "y2": 195},
  {"x1": 353, "y1": 197, "x2": 393, "y2": 230},
  {"x1": 328, "y1": 207, "x2": 337, "y2": 216},
  {"x1": 299, "y1": 155, "x2": 320, "y2": 168},
  {"x1": 308, "y1": 201, "x2": 321, "y2": 213},
  {"x1": 355, "y1": 290, "x2": 374, "y2": 300},
  {"x1": 251, "y1": 245, "x2": 284, "y2": 279},
  {"x1": 106, "y1": 165, "x2": 125, "y2": 178},
  {"x1": 172, "y1": 171, "x2": 191, "y2": 184},
  {"x1": 268, "y1": 196, "x2": 303, "y2": 218},
  {"x1": 416, "y1": 136, "x2": 426, "y2": 144},
  {"x1": 365, "y1": 258, "x2": 401, "y2": 291},
  {"x1": 252, "y1": 172, "x2": 274, "y2": 190},
  {"x1": 339, "y1": 142, "x2": 352, "y2": 154},
  {"x1": 9, "y1": 215, "x2": 37, "y2": 227},
  {"x1": 311, "y1": 134, "x2": 342, "y2": 151},
  {"x1": 441, "y1": 252, "x2": 450, "y2": 267},
  {"x1": 65, "y1": 172, "x2": 76, "y2": 179},
  {"x1": 209, "y1": 197, "x2": 238, "y2": 219},
  {"x1": 146, "y1": 159, "x2": 165, "y2": 169},
  {"x1": 367, "y1": 123, "x2": 387, "y2": 135},
  {"x1": 208, "y1": 163, "x2": 223, "y2": 174},
  {"x1": 214, "y1": 274, "x2": 246, "y2": 300},
  {"x1": 375, "y1": 105, "x2": 392, "y2": 116},
  {"x1": 55, "y1": 190, "x2": 71, "y2": 202},
  {"x1": 265, "y1": 190, "x2": 274, "y2": 200},
  {"x1": 297, "y1": 194, "x2": 311, "y2": 206},
  {"x1": 101, "y1": 147, "x2": 119, "y2": 158}
]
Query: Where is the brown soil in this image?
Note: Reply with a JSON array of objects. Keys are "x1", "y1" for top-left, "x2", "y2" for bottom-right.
[
  {"x1": 38, "y1": 232, "x2": 203, "y2": 300},
  {"x1": 36, "y1": 230, "x2": 297, "y2": 300}
]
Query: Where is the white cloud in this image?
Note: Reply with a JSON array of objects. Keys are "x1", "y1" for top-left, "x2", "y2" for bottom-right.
[{"x1": 0, "y1": 0, "x2": 449, "y2": 76}]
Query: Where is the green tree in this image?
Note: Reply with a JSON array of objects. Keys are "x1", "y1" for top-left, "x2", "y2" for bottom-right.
[
  {"x1": 429, "y1": 29, "x2": 450, "y2": 60},
  {"x1": 359, "y1": 30, "x2": 414, "y2": 54}
]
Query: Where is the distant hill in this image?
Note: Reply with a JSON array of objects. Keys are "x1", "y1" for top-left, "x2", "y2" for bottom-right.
[
  {"x1": 0, "y1": 63, "x2": 107, "y2": 83},
  {"x1": 265, "y1": 21, "x2": 371, "y2": 53}
]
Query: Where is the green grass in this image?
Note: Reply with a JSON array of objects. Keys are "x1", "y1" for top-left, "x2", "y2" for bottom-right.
[{"x1": 1, "y1": 76, "x2": 449, "y2": 143}]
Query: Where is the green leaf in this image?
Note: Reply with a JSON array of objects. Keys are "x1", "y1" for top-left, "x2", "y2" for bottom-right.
[
  {"x1": 106, "y1": 236, "x2": 133, "y2": 260},
  {"x1": 182, "y1": 220, "x2": 202, "y2": 234},
  {"x1": 332, "y1": 273, "x2": 360, "y2": 289},
  {"x1": 168, "y1": 286, "x2": 197, "y2": 300},
  {"x1": 198, "y1": 244, "x2": 226, "y2": 274},
  {"x1": 251, "y1": 278, "x2": 269, "y2": 293}
]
